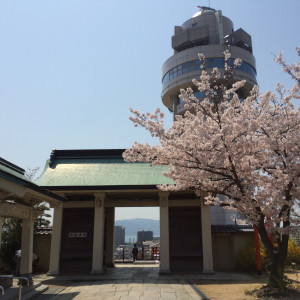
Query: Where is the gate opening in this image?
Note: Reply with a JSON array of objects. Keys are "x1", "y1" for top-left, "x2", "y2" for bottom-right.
[{"x1": 114, "y1": 207, "x2": 160, "y2": 263}]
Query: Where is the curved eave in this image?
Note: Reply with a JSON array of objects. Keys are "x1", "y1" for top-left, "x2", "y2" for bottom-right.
[
  {"x1": 0, "y1": 168, "x2": 66, "y2": 202},
  {"x1": 41, "y1": 184, "x2": 161, "y2": 191}
]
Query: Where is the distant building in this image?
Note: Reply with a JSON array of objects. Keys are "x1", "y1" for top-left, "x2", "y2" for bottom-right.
[
  {"x1": 137, "y1": 230, "x2": 153, "y2": 242},
  {"x1": 115, "y1": 226, "x2": 125, "y2": 247},
  {"x1": 114, "y1": 244, "x2": 134, "y2": 261}
]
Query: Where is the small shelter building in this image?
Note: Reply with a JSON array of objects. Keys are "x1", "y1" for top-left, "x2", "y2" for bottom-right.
[{"x1": 0, "y1": 158, "x2": 65, "y2": 283}]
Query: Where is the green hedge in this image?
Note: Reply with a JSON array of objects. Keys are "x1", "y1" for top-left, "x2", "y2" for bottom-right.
[{"x1": 237, "y1": 238, "x2": 300, "y2": 272}]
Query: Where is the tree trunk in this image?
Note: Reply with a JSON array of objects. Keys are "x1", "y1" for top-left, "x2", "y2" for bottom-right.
[
  {"x1": 268, "y1": 255, "x2": 285, "y2": 289},
  {"x1": 257, "y1": 221, "x2": 289, "y2": 291}
]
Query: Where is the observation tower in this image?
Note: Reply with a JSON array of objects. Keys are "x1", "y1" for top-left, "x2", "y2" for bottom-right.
[{"x1": 161, "y1": 6, "x2": 257, "y2": 117}]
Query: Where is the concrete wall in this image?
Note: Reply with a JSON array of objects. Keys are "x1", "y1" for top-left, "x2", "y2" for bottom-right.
[
  {"x1": 212, "y1": 232, "x2": 254, "y2": 270},
  {"x1": 33, "y1": 235, "x2": 51, "y2": 272}
]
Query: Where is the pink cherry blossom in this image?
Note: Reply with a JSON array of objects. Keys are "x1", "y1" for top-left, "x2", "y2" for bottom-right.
[{"x1": 124, "y1": 50, "x2": 300, "y2": 289}]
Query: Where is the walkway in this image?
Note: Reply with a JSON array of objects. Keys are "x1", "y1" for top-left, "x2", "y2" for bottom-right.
[
  {"x1": 33, "y1": 264, "x2": 202, "y2": 299},
  {"x1": 3, "y1": 263, "x2": 257, "y2": 299},
  {"x1": 39, "y1": 279, "x2": 200, "y2": 299}
]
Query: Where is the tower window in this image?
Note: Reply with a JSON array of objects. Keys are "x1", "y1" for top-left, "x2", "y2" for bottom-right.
[
  {"x1": 183, "y1": 63, "x2": 188, "y2": 74},
  {"x1": 178, "y1": 65, "x2": 182, "y2": 75},
  {"x1": 188, "y1": 61, "x2": 194, "y2": 71},
  {"x1": 162, "y1": 58, "x2": 256, "y2": 86}
]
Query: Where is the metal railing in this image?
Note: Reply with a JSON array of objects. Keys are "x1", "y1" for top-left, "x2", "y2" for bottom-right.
[
  {"x1": 114, "y1": 247, "x2": 160, "y2": 262},
  {"x1": 0, "y1": 275, "x2": 29, "y2": 300}
]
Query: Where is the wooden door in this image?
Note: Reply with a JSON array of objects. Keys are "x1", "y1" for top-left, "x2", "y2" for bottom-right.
[
  {"x1": 169, "y1": 206, "x2": 203, "y2": 271},
  {"x1": 60, "y1": 208, "x2": 94, "y2": 273}
]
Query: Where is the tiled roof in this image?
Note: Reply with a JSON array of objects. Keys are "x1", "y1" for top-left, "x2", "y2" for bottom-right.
[
  {"x1": 211, "y1": 225, "x2": 254, "y2": 233},
  {"x1": 36, "y1": 149, "x2": 174, "y2": 188},
  {"x1": 0, "y1": 157, "x2": 29, "y2": 182},
  {"x1": 0, "y1": 157, "x2": 66, "y2": 202}
]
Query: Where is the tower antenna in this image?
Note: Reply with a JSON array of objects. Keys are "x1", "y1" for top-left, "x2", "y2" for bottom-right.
[{"x1": 197, "y1": 1, "x2": 211, "y2": 10}]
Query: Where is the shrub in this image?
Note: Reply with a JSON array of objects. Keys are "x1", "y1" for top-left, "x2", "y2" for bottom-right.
[
  {"x1": 286, "y1": 238, "x2": 300, "y2": 265},
  {"x1": 0, "y1": 218, "x2": 22, "y2": 271},
  {"x1": 237, "y1": 238, "x2": 300, "y2": 272},
  {"x1": 237, "y1": 243, "x2": 268, "y2": 272}
]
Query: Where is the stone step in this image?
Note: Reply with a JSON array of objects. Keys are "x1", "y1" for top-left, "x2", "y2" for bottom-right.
[
  {"x1": 0, "y1": 282, "x2": 48, "y2": 300},
  {"x1": 33, "y1": 286, "x2": 66, "y2": 299},
  {"x1": 22, "y1": 285, "x2": 49, "y2": 300}
]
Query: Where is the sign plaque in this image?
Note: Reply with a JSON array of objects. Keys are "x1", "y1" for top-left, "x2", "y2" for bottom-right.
[{"x1": 69, "y1": 232, "x2": 87, "y2": 238}]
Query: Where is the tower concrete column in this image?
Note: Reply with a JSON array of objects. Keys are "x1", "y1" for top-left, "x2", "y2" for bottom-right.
[
  {"x1": 159, "y1": 191, "x2": 171, "y2": 274},
  {"x1": 91, "y1": 192, "x2": 105, "y2": 274},
  {"x1": 201, "y1": 196, "x2": 214, "y2": 274},
  {"x1": 20, "y1": 209, "x2": 34, "y2": 284},
  {"x1": 215, "y1": 10, "x2": 224, "y2": 44},
  {"x1": 48, "y1": 203, "x2": 63, "y2": 275},
  {"x1": 105, "y1": 207, "x2": 115, "y2": 267}
]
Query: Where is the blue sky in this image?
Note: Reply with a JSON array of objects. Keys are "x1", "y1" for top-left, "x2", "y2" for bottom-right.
[{"x1": 1, "y1": 0, "x2": 299, "y2": 220}]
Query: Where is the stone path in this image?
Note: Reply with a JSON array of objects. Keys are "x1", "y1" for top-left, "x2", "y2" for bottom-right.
[
  {"x1": 1, "y1": 263, "x2": 268, "y2": 299},
  {"x1": 42, "y1": 279, "x2": 201, "y2": 300},
  {"x1": 34, "y1": 264, "x2": 202, "y2": 299},
  {"x1": 32, "y1": 263, "x2": 258, "y2": 299}
]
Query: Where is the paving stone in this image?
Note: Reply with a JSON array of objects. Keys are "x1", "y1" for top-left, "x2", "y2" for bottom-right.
[
  {"x1": 176, "y1": 294, "x2": 194, "y2": 299},
  {"x1": 128, "y1": 283, "x2": 144, "y2": 288},
  {"x1": 129, "y1": 286, "x2": 144, "y2": 291},
  {"x1": 118, "y1": 296, "x2": 139, "y2": 300},
  {"x1": 171, "y1": 287, "x2": 188, "y2": 293},
  {"x1": 146, "y1": 286, "x2": 160, "y2": 292},
  {"x1": 115, "y1": 291, "x2": 129, "y2": 297},
  {"x1": 128, "y1": 290, "x2": 143, "y2": 296},
  {"x1": 97, "y1": 290, "x2": 116, "y2": 297},
  {"x1": 139, "y1": 296, "x2": 162, "y2": 300},
  {"x1": 33, "y1": 264, "x2": 204, "y2": 300},
  {"x1": 100, "y1": 286, "x2": 117, "y2": 292},
  {"x1": 160, "y1": 292, "x2": 178, "y2": 299},
  {"x1": 73, "y1": 296, "x2": 101, "y2": 300},
  {"x1": 115, "y1": 285, "x2": 129, "y2": 291},
  {"x1": 143, "y1": 290, "x2": 160, "y2": 297},
  {"x1": 101, "y1": 296, "x2": 120, "y2": 300}
]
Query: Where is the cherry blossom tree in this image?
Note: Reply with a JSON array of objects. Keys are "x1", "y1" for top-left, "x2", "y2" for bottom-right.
[{"x1": 123, "y1": 50, "x2": 300, "y2": 290}]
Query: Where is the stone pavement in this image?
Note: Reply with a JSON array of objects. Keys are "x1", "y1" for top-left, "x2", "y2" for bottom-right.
[
  {"x1": 33, "y1": 263, "x2": 204, "y2": 299},
  {"x1": 31, "y1": 263, "x2": 255, "y2": 299},
  {"x1": 40, "y1": 279, "x2": 201, "y2": 300}
]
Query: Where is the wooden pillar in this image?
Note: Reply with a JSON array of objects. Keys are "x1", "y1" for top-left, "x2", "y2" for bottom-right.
[
  {"x1": 105, "y1": 207, "x2": 115, "y2": 267},
  {"x1": 48, "y1": 203, "x2": 63, "y2": 275},
  {"x1": 159, "y1": 191, "x2": 171, "y2": 274},
  {"x1": 0, "y1": 217, "x2": 3, "y2": 248},
  {"x1": 91, "y1": 192, "x2": 105, "y2": 274},
  {"x1": 201, "y1": 196, "x2": 214, "y2": 274},
  {"x1": 20, "y1": 209, "x2": 34, "y2": 284},
  {"x1": 0, "y1": 193, "x2": 7, "y2": 249}
]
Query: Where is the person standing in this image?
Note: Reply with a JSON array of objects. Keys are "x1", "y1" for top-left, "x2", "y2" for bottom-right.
[{"x1": 132, "y1": 244, "x2": 138, "y2": 262}]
